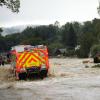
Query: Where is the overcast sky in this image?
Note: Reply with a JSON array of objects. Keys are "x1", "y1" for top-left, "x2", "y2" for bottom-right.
[{"x1": 0, "y1": 0, "x2": 99, "y2": 27}]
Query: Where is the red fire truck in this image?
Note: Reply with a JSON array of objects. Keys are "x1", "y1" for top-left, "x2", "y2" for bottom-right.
[{"x1": 11, "y1": 45, "x2": 49, "y2": 80}]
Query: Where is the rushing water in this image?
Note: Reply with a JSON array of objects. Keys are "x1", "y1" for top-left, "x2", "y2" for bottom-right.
[{"x1": 1, "y1": 58, "x2": 100, "y2": 100}]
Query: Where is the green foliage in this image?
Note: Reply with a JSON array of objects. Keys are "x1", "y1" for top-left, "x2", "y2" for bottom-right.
[
  {"x1": 91, "y1": 44, "x2": 100, "y2": 57},
  {"x1": 76, "y1": 19, "x2": 100, "y2": 58},
  {"x1": 66, "y1": 49, "x2": 76, "y2": 57},
  {"x1": 73, "y1": 22, "x2": 82, "y2": 44},
  {"x1": 62, "y1": 23, "x2": 77, "y2": 49},
  {"x1": 0, "y1": 34, "x2": 7, "y2": 52},
  {"x1": 77, "y1": 32, "x2": 96, "y2": 58},
  {"x1": 0, "y1": 0, "x2": 20, "y2": 12},
  {"x1": 0, "y1": 28, "x2": 3, "y2": 33},
  {"x1": 0, "y1": 18, "x2": 100, "y2": 58}
]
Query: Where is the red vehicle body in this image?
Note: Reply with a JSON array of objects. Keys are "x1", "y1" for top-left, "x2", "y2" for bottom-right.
[{"x1": 11, "y1": 45, "x2": 49, "y2": 79}]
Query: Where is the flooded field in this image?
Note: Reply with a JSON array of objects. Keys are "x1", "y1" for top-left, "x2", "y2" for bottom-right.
[{"x1": 1, "y1": 58, "x2": 100, "y2": 100}]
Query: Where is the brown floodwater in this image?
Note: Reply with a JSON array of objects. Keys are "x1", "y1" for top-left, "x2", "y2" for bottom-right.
[{"x1": 1, "y1": 58, "x2": 100, "y2": 100}]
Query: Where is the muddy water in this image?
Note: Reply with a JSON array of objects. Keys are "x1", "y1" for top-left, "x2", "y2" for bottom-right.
[{"x1": 1, "y1": 58, "x2": 100, "y2": 100}]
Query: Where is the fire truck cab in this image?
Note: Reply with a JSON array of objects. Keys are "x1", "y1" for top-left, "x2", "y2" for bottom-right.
[{"x1": 11, "y1": 45, "x2": 49, "y2": 80}]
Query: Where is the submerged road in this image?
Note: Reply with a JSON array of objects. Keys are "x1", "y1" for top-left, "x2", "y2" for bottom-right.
[{"x1": 0, "y1": 58, "x2": 100, "y2": 100}]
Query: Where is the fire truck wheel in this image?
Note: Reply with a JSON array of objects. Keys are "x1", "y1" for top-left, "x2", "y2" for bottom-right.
[
  {"x1": 40, "y1": 70, "x2": 48, "y2": 79},
  {"x1": 18, "y1": 73, "x2": 27, "y2": 80}
]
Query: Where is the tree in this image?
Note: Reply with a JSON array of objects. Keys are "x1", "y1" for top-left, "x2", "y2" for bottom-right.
[
  {"x1": 62, "y1": 23, "x2": 71, "y2": 46},
  {"x1": 91, "y1": 44, "x2": 100, "y2": 57},
  {"x1": 0, "y1": 34, "x2": 7, "y2": 52},
  {"x1": 73, "y1": 22, "x2": 82, "y2": 44},
  {"x1": 78, "y1": 32, "x2": 96, "y2": 58},
  {"x1": 62, "y1": 23, "x2": 77, "y2": 49},
  {"x1": 67, "y1": 24, "x2": 77, "y2": 48},
  {"x1": 0, "y1": 28, "x2": 3, "y2": 33},
  {"x1": 97, "y1": 1, "x2": 100, "y2": 15},
  {"x1": 92, "y1": 19, "x2": 100, "y2": 40},
  {"x1": 0, "y1": 0, "x2": 20, "y2": 12}
]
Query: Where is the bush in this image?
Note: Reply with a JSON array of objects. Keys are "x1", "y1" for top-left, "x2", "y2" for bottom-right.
[
  {"x1": 91, "y1": 44, "x2": 100, "y2": 57},
  {"x1": 75, "y1": 48, "x2": 88, "y2": 58},
  {"x1": 66, "y1": 49, "x2": 76, "y2": 57}
]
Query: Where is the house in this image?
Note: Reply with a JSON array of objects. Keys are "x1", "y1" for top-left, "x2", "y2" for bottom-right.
[{"x1": 54, "y1": 48, "x2": 67, "y2": 56}]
